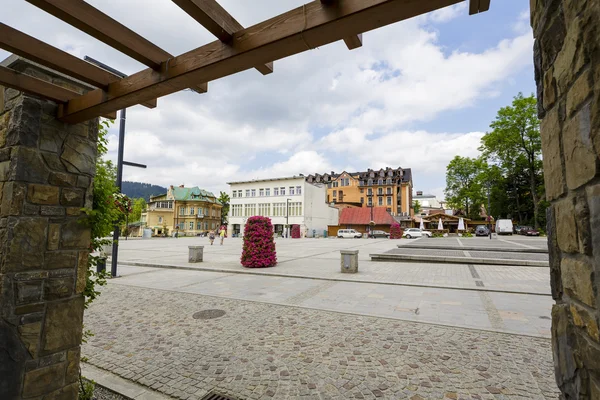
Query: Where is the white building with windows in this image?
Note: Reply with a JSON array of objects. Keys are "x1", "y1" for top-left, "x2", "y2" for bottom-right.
[{"x1": 227, "y1": 176, "x2": 339, "y2": 237}]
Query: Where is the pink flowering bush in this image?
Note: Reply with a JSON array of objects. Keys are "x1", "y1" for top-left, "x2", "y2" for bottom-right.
[
  {"x1": 241, "y1": 216, "x2": 277, "y2": 268},
  {"x1": 291, "y1": 224, "x2": 301, "y2": 239},
  {"x1": 390, "y1": 223, "x2": 403, "y2": 239}
]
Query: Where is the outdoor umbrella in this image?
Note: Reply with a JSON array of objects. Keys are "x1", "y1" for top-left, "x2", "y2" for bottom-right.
[
  {"x1": 419, "y1": 218, "x2": 424, "y2": 230},
  {"x1": 438, "y1": 218, "x2": 443, "y2": 230},
  {"x1": 458, "y1": 218, "x2": 465, "y2": 231}
]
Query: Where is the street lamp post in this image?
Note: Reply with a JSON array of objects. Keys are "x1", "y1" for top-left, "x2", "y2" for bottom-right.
[
  {"x1": 286, "y1": 198, "x2": 291, "y2": 238},
  {"x1": 367, "y1": 192, "x2": 374, "y2": 238},
  {"x1": 486, "y1": 181, "x2": 492, "y2": 240}
]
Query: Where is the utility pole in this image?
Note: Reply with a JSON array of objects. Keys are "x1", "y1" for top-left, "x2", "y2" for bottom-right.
[
  {"x1": 487, "y1": 181, "x2": 492, "y2": 240},
  {"x1": 286, "y1": 198, "x2": 291, "y2": 238}
]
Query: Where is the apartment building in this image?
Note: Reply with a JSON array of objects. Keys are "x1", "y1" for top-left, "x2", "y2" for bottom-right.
[
  {"x1": 141, "y1": 185, "x2": 222, "y2": 236},
  {"x1": 227, "y1": 176, "x2": 338, "y2": 237},
  {"x1": 305, "y1": 167, "x2": 413, "y2": 217}
]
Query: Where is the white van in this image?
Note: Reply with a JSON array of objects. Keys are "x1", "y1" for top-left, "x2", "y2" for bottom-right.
[
  {"x1": 495, "y1": 219, "x2": 514, "y2": 235},
  {"x1": 337, "y1": 229, "x2": 362, "y2": 238}
]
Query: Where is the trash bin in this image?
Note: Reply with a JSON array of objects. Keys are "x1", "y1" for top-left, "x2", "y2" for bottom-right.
[
  {"x1": 96, "y1": 257, "x2": 107, "y2": 273},
  {"x1": 340, "y1": 250, "x2": 358, "y2": 273},
  {"x1": 324, "y1": 230, "x2": 328, "y2": 238}
]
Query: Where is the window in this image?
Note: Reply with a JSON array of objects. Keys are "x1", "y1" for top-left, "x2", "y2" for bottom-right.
[
  {"x1": 333, "y1": 181, "x2": 338, "y2": 188},
  {"x1": 245, "y1": 189, "x2": 250, "y2": 197},
  {"x1": 360, "y1": 197, "x2": 364, "y2": 204},
  {"x1": 296, "y1": 186, "x2": 302, "y2": 195},
  {"x1": 387, "y1": 196, "x2": 392, "y2": 205},
  {"x1": 333, "y1": 190, "x2": 337, "y2": 197},
  {"x1": 289, "y1": 187, "x2": 295, "y2": 195},
  {"x1": 251, "y1": 189, "x2": 256, "y2": 197},
  {"x1": 238, "y1": 190, "x2": 242, "y2": 197},
  {"x1": 244, "y1": 204, "x2": 256, "y2": 217},
  {"x1": 378, "y1": 179, "x2": 383, "y2": 185},
  {"x1": 232, "y1": 191, "x2": 237, "y2": 198},
  {"x1": 386, "y1": 178, "x2": 392, "y2": 184},
  {"x1": 258, "y1": 203, "x2": 271, "y2": 216},
  {"x1": 280, "y1": 187, "x2": 285, "y2": 196},
  {"x1": 265, "y1": 188, "x2": 270, "y2": 196},
  {"x1": 367, "y1": 188, "x2": 373, "y2": 196},
  {"x1": 273, "y1": 202, "x2": 285, "y2": 216},
  {"x1": 179, "y1": 207, "x2": 185, "y2": 216},
  {"x1": 190, "y1": 207, "x2": 195, "y2": 215},
  {"x1": 339, "y1": 190, "x2": 343, "y2": 199},
  {"x1": 327, "y1": 183, "x2": 332, "y2": 188},
  {"x1": 341, "y1": 178, "x2": 350, "y2": 187},
  {"x1": 274, "y1": 187, "x2": 279, "y2": 196},
  {"x1": 259, "y1": 189, "x2": 264, "y2": 197},
  {"x1": 387, "y1": 187, "x2": 392, "y2": 195},
  {"x1": 368, "y1": 179, "x2": 373, "y2": 185},
  {"x1": 197, "y1": 222, "x2": 202, "y2": 230},
  {"x1": 378, "y1": 197, "x2": 383, "y2": 206},
  {"x1": 288, "y1": 202, "x2": 302, "y2": 216},
  {"x1": 368, "y1": 198, "x2": 373, "y2": 206},
  {"x1": 189, "y1": 222, "x2": 194, "y2": 230},
  {"x1": 360, "y1": 188, "x2": 364, "y2": 194},
  {"x1": 158, "y1": 216, "x2": 163, "y2": 223},
  {"x1": 378, "y1": 188, "x2": 383, "y2": 195},
  {"x1": 388, "y1": 170, "x2": 393, "y2": 176},
  {"x1": 204, "y1": 222, "x2": 208, "y2": 230},
  {"x1": 231, "y1": 204, "x2": 242, "y2": 216}
]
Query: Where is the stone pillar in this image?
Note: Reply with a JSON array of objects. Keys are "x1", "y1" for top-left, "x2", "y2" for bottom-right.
[
  {"x1": 188, "y1": 246, "x2": 204, "y2": 263},
  {"x1": 340, "y1": 250, "x2": 359, "y2": 273},
  {"x1": 0, "y1": 57, "x2": 98, "y2": 399},
  {"x1": 531, "y1": 0, "x2": 600, "y2": 397}
]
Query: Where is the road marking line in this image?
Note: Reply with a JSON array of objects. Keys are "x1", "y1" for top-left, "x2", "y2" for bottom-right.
[
  {"x1": 457, "y1": 238, "x2": 465, "y2": 247},
  {"x1": 498, "y1": 238, "x2": 540, "y2": 249}
]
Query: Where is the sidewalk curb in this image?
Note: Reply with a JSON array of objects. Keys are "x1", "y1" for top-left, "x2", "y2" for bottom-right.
[
  {"x1": 115, "y1": 260, "x2": 551, "y2": 297},
  {"x1": 82, "y1": 362, "x2": 173, "y2": 400},
  {"x1": 370, "y1": 253, "x2": 549, "y2": 267},
  {"x1": 398, "y1": 244, "x2": 548, "y2": 254}
]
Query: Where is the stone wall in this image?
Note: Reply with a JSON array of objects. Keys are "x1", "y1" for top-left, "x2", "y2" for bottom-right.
[
  {"x1": 0, "y1": 58, "x2": 98, "y2": 399},
  {"x1": 531, "y1": 0, "x2": 600, "y2": 397}
]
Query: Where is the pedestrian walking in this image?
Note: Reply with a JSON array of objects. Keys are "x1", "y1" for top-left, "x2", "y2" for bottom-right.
[
  {"x1": 208, "y1": 230, "x2": 215, "y2": 245},
  {"x1": 219, "y1": 227, "x2": 226, "y2": 245}
]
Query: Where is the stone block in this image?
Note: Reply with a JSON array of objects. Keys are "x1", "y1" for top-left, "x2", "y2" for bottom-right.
[
  {"x1": 547, "y1": 207, "x2": 563, "y2": 300},
  {"x1": 340, "y1": 250, "x2": 359, "y2": 273},
  {"x1": 10, "y1": 147, "x2": 50, "y2": 184},
  {"x1": 570, "y1": 303, "x2": 599, "y2": 342},
  {"x1": 22, "y1": 363, "x2": 66, "y2": 397},
  {"x1": 18, "y1": 322, "x2": 41, "y2": 359},
  {"x1": 60, "y1": 135, "x2": 95, "y2": 175},
  {"x1": 555, "y1": 199, "x2": 580, "y2": 253},
  {"x1": 44, "y1": 277, "x2": 75, "y2": 301},
  {"x1": 553, "y1": 14, "x2": 586, "y2": 96},
  {"x1": 0, "y1": 161, "x2": 9, "y2": 182},
  {"x1": 15, "y1": 281, "x2": 42, "y2": 305},
  {"x1": 14, "y1": 271, "x2": 49, "y2": 281},
  {"x1": 567, "y1": 72, "x2": 592, "y2": 117},
  {"x1": 540, "y1": 106, "x2": 566, "y2": 200},
  {"x1": 0, "y1": 111, "x2": 10, "y2": 148},
  {"x1": 561, "y1": 257, "x2": 595, "y2": 307},
  {"x1": 574, "y1": 192, "x2": 593, "y2": 256},
  {"x1": 48, "y1": 172, "x2": 77, "y2": 187},
  {"x1": 188, "y1": 246, "x2": 204, "y2": 263},
  {"x1": 540, "y1": 8, "x2": 566, "y2": 72},
  {"x1": 48, "y1": 223, "x2": 60, "y2": 251},
  {"x1": 563, "y1": 104, "x2": 597, "y2": 190},
  {"x1": 552, "y1": 303, "x2": 578, "y2": 395},
  {"x1": 0, "y1": 148, "x2": 11, "y2": 162},
  {"x1": 27, "y1": 184, "x2": 60, "y2": 205},
  {"x1": 587, "y1": 184, "x2": 600, "y2": 262},
  {"x1": 41, "y1": 206, "x2": 65, "y2": 217},
  {"x1": 44, "y1": 382, "x2": 78, "y2": 400},
  {"x1": 41, "y1": 296, "x2": 84, "y2": 355},
  {"x1": 66, "y1": 207, "x2": 83, "y2": 216},
  {"x1": 15, "y1": 303, "x2": 45, "y2": 315},
  {"x1": 5, "y1": 97, "x2": 42, "y2": 148},
  {"x1": 61, "y1": 219, "x2": 91, "y2": 249},
  {"x1": 1, "y1": 182, "x2": 26, "y2": 215},
  {"x1": 45, "y1": 251, "x2": 77, "y2": 270},
  {"x1": 41, "y1": 152, "x2": 67, "y2": 172},
  {"x1": 4, "y1": 217, "x2": 47, "y2": 272},
  {"x1": 76, "y1": 252, "x2": 88, "y2": 294},
  {"x1": 23, "y1": 203, "x2": 39, "y2": 215},
  {"x1": 38, "y1": 352, "x2": 66, "y2": 368},
  {"x1": 76, "y1": 175, "x2": 90, "y2": 189},
  {"x1": 542, "y1": 67, "x2": 557, "y2": 110},
  {"x1": 60, "y1": 188, "x2": 84, "y2": 207},
  {"x1": 66, "y1": 348, "x2": 80, "y2": 384}
]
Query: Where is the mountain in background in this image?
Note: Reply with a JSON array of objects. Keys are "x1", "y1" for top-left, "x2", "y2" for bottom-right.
[{"x1": 122, "y1": 181, "x2": 168, "y2": 201}]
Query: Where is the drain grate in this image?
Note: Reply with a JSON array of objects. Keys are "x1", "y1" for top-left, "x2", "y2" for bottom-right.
[
  {"x1": 475, "y1": 280, "x2": 484, "y2": 287},
  {"x1": 200, "y1": 391, "x2": 238, "y2": 400},
  {"x1": 193, "y1": 309, "x2": 226, "y2": 320}
]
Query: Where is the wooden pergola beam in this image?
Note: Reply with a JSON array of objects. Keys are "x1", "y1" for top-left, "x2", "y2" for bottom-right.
[
  {"x1": 25, "y1": 0, "x2": 206, "y2": 94},
  {"x1": 172, "y1": 0, "x2": 274, "y2": 75},
  {"x1": 0, "y1": 23, "x2": 156, "y2": 110},
  {"x1": 57, "y1": 0, "x2": 464, "y2": 124},
  {"x1": 469, "y1": 0, "x2": 490, "y2": 15},
  {"x1": 320, "y1": 0, "x2": 363, "y2": 50}
]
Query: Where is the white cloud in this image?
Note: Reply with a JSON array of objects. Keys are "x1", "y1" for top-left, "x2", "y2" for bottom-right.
[{"x1": 1, "y1": 1, "x2": 533, "y2": 197}]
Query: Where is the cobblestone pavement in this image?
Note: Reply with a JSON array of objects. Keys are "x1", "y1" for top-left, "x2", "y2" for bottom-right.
[{"x1": 84, "y1": 284, "x2": 559, "y2": 400}]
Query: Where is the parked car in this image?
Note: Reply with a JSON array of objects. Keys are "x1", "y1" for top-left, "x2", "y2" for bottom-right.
[
  {"x1": 368, "y1": 230, "x2": 390, "y2": 238},
  {"x1": 495, "y1": 219, "x2": 514, "y2": 235},
  {"x1": 402, "y1": 228, "x2": 432, "y2": 239},
  {"x1": 519, "y1": 226, "x2": 540, "y2": 236},
  {"x1": 337, "y1": 229, "x2": 362, "y2": 238},
  {"x1": 475, "y1": 225, "x2": 490, "y2": 236}
]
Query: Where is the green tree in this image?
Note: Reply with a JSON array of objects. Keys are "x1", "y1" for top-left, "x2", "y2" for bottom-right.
[
  {"x1": 218, "y1": 191, "x2": 230, "y2": 225},
  {"x1": 480, "y1": 93, "x2": 542, "y2": 228},
  {"x1": 131, "y1": 198, "x2": 147, "y2": 222},
  {"x1": 444, "y1": 156, "x2": 486, "y2": 219},
  {"x1": 413, "y1": 200, "x2": 421, "y2": 215}
]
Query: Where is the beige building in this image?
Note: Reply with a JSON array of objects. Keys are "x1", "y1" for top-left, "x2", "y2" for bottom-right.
[{"x1": 141, "y1": 185, "x2": 222, "y2": 236}]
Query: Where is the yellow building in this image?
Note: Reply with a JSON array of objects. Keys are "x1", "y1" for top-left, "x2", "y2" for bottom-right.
[
  {"x1": 306, "y1": 167, "x2": 413, "y2": 217},
  {"x1": 141, "y1": 185, "x2": 222, "y2": 236}
]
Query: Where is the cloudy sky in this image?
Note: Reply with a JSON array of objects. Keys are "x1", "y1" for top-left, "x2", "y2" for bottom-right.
[{"x1": 1, "y1": 0, "x2": 535, "y2": 199}]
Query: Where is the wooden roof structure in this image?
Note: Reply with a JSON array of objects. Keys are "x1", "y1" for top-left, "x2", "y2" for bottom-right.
[{"x1": 0, "y1": 0, "x2": 490, "y2": 124}]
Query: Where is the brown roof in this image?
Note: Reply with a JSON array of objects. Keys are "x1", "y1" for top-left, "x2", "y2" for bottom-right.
[{"x1": 339, "y1": 207, "x2": 395, "y2": 225}]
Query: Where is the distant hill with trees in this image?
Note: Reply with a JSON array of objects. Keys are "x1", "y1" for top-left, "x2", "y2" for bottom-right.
[{"x1": 122, "y1": 181, "x2": 167, "y2": 201}]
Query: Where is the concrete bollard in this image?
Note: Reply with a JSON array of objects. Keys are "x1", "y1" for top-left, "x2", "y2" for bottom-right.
[
  {"x1": 188, "y1": 246, "x2": 204, "y2": 263},
  {"x1": 340, "y1": 250, "x2": 359, "y2": 273}
]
